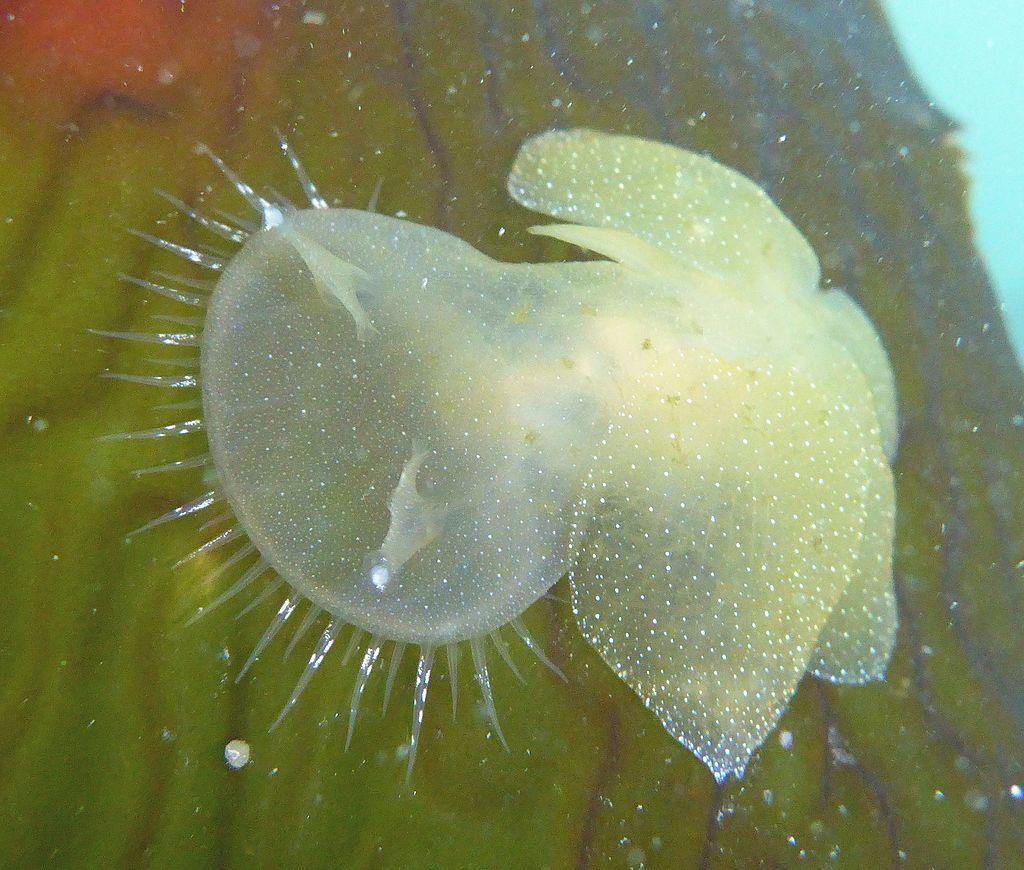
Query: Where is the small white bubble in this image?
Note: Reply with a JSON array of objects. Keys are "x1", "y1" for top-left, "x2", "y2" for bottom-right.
[
  {"x1": 779, "y1": 730, "x2": 794, "y2": 750},
  {"x1": 370, "y1": 562, "x2": 390, "y2": 591},
  {"x1": 224, "y1": 738, "x2": 251, "y2": 769}
]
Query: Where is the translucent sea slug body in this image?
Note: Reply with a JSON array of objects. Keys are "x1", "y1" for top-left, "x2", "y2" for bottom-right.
[{"x1": 109, "y1": 128, "x2": 898, "y2": 783}]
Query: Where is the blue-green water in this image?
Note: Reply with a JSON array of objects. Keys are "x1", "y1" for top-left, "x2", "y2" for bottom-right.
[{"x1": 884, "y1": 0, "x2": 1024, "y2": 361}]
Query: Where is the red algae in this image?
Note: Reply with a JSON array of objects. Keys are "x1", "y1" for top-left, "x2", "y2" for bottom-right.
[{"x1": 0, "y1": 0, "x2": 287, "y2": 118}]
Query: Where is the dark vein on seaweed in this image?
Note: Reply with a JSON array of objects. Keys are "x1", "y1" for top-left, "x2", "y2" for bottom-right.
[
  {"x1": 817, "y1": 688, "x2": 902, "y2": 868},
  {"x1": 478, "y1": 2, "x2": 513, "y2": 135},
  {"x1": 633, "y1": 0, "x2": 674, "y2": 141},
  {"x1": 531, "y1": 0, "x2": 668, "y2": 132},
  {"x1": 892, "y1": 572, "x2": 1012, "y2": 780},
  {"x1": 391, "y1": 0, "x2": 455, "y2": 229},
  {"x1": 575, "y1": 702, "x2": 621, "y2": 870},
  {"x1": 697, "y1": 779, "x2": 725, "y2": 870}
]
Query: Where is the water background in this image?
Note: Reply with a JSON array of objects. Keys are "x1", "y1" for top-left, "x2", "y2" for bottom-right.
[{"x1": 884, "y1": 0, "x2": 1024, "y2": 361}]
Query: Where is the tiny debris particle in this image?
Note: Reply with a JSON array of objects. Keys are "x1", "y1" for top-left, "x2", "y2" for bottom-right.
[
  {"x1": 779, "y1": 730, "x2": 794, "y2": 750},
  {"x1": 224, "y1": 738, "x2": 251, "y2": 769}
]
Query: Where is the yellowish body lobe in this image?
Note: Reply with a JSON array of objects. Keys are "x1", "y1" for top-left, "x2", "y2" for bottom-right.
[{"x1": 508, "y1": 129, "x2": 898, "y2": 780}]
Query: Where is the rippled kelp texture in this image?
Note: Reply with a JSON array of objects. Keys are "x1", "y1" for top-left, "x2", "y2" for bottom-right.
[{"x1": 1, "y1": 1, "x2": 1022, "y2": 866}]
